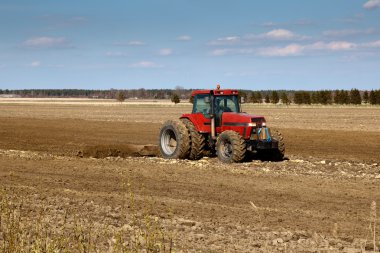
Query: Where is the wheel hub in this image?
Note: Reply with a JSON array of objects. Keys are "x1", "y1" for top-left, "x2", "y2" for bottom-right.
[
  {"x1": 221, "y1": 140, "x2": 233, "y2": 158},
  {"x1": 161, "y1": 129, "x2": 177, "y2": 155}
]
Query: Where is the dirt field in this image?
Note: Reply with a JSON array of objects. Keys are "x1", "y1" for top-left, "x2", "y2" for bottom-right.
[{"x1": 1, "y1": 99, "x2": 380, "y2": 252}]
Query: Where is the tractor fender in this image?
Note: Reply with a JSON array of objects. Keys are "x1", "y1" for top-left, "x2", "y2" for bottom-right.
[{"x1": 180, "y1": 113, "x2": 211, "y2": 133}]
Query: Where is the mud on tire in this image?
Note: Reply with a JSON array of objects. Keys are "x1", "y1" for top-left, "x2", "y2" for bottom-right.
[
  {"x1": 216, "y1": 130, "x2": 246, "y2": 163},
  {"x1": 159, "y1": 120, "x2": 190, "y2": 159},
  {"x1": 181, "y1": 118, "x2": 206, "y2": 160}
]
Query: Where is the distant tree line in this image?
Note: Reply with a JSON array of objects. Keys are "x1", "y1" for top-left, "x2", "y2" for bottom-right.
[
  {"x1": 1, "y1": 88, "x2": 380, "y2": 105},
  {"x1": 0, "y1": 88, "x2": 180, "y2": 99},
  {"x1": 239, "y1": 89, "x2": 380, "y2": 105}
]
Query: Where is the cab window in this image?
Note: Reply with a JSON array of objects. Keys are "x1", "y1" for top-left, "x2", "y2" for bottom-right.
[
  {"x1": 214, "y1": 96, "x2": 240, "y2": 114},
  {"x1": 192, "y1": 94, "x2": 211, "y2": 118}
]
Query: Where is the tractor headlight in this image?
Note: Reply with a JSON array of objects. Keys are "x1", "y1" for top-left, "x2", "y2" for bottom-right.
[
  {"x1": 262, "y1": 122, "x2": 266, "y2": 127},
  {"x1": 248, "y1": 122, "x2": 256, "y2": 127}
]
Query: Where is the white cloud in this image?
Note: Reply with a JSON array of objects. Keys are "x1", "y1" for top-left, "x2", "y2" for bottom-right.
[
  {"x1": 210, "y1": 48, "x2": 255, "y2": 56},
  {"x1": 129, "y1": 61, "x2": 162, "y2": 68},
  {"x1": 210, "y1": 49, "x2": 231, "y2": 56},
  {"x1": 106, "y1": 51, "x2": 128, "y2": 57},
  {"x1": 264, "y1": 29, "x2": 296, "y2": 40},
  {"x1": 260, "y1": 29, "x2": 309, "y2": 40},
  {"x1": 128, "y1": 41, "x2": 145, "y2": 46},
  {"x1": 259, "y1": 19, "x2": 314, "y2": 27},
  {"x1": 257, "y1": 41, "x2": 357, "y2": 57},
  {"x1": 258, "y1": 44, "x2": 305, "y2": 57},
  {"x1": 113, "y1": 41, "x2": 145, "y2": 46},
  {"x1": 208, "y1": 36, "x2": 240, "y2": 45},
  {"x1": 363, "y1": 0, "x2": 380, "y2": 9},
  {"x1": 176, "y1": 35, "x2": 191, "y2": 41},
  {"x1": 309, "y1": 41, "x2": 357, "y2": 50},
  {"x1": 244, "y1": 29, "x2": 309, "y2": 40},
  {"x1": 323, "y1": 28, "x2": 375, "y2": 37},
  {"x1": 23, "y1": 37, "x2": 69, "y2": 48},
  {"x1": 158, "y1": 48, "x2": 173, "y2": 56},
  {"x1": 209, "y1": 29, "x2": 307, "y2": 46},
  {"x1": 242, "y1": 29, "x2": 309, "y2": 41},
  {"x1": 363, "y1": 40, "x2": 380, "y2": 47},
  {"x1": 29, "y1": 61, "x2": 41, "y2": 67}
]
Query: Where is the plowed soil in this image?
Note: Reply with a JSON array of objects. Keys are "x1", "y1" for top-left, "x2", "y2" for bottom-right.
[{"x1": 1, "y1": 100, "x2": 380, "y2": 252}]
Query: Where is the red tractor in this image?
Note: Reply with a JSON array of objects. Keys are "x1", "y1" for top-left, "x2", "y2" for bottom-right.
[{"x1": 158, "y1": 86, "x2": 285, "y2": 163}]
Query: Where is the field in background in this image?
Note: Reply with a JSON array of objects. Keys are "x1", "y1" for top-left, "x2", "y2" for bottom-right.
[
  {"x1": 1, "y1": 98, "x2": 380, "y2": 132},
  {"x1": 1, "y1": 98, "x2": 380, "y2": 252}
]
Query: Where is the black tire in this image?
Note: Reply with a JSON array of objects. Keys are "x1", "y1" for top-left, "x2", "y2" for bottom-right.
[
  {"x1": 158, "y1": 120, "x2": 190, "y2": 159},
  {"x1": 202, "y1": 135, "x2": 216, "y2": 158},
  {"x1": 181, "y1": 118, "x2": 206, "y2": 160},
  {"x1": 258, "y1": 129, "x2": 285, "y2": 161},
  {"x1": 216, "y1": 130, "x2": 247, "y2": 163}
]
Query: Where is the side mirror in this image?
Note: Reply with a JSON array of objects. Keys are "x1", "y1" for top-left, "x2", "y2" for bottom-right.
[
  {"x1": 240, "y1": 97, "x2": 245, "y2": 104},
  {"x1": 204, "y1": 96, "x2": 210, "y2": 103}
]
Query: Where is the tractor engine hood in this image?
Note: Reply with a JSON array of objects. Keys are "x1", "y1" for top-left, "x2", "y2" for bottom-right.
[{"x1": 222, "y1": 112, "x2": 266, "y2": 126}]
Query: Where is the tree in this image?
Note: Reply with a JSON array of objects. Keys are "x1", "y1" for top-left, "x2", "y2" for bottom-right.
[
  {"x1": 363, "y1": 91, "x2": 369, "y2": 104},
  {"x1": 116, "y1": 91, "x2": 125, "y2": 103},
  {"x1": 318, "y1": 90, "x2": 332, "y2": 105},
  {"x1": 171, "y1": 94, "x2": 180, "y2": 104},
  {"x1": 175, "y1": 85, "x2": 184, "y2": 98},
  {"x1": 349, "y1": 89, "x2": 361, "y2": 105},
  {"x1": 377, "y1": 90, "x2": 380, "y2": 104},
  {"x1": 311, "y1": 92, "x2": 318, "y2": 104},
  {"x1": 281, "y1": 92, "x2": 290, "y2": 105},
  {"x1": 294, "y1": 92, "x2": 303, "y2": 104},
  {"x1": 249, "y1": 92, "x2": 257, "y2": 103},
  {"x1": 264, "y1": 94, "x2": 270, "y2": 103},
  {"x1": 271, "y1": 91, "x2": 279, "y2": 104},
  {"x1": 303, "y1": 92, "x2": 311, "y2": 104},
  {"x1": 256, "y1": 92, "x2": 263, "y2": 103},
  {"x1": 342, "y1": 90, "x2": 350, "y2": 104},
  {"x1": 334, "y1": 90, "x2": 341, "y2": 104},
  {"x1": 238, "y1": 90, "x2": 248, "y2": 103},
  {"x1": 369, "y1": 90, "x2": 377, "y2": 105}
]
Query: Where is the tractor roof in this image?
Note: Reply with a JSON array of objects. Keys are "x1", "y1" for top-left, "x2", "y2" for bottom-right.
[{"x1": 191, "y1": 89, "x2": 239, "y2": 97}]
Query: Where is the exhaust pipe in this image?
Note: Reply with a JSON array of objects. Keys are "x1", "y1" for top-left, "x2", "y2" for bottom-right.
[
  {"x1": 210, "y1": 92, "x2": 216, "y2": 140},
  {"x1": 211, "y1": 116, "x2": 216, "y2": 139}
]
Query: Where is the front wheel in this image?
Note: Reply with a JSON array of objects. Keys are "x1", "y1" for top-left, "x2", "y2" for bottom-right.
[{"x1": 216, "y1": 131, "x2": 246, "y2": 163}]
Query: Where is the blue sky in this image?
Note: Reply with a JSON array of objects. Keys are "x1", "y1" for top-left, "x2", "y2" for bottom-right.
[{"x1": 1, "y1": 0, "x2": 380, "y2": 90}]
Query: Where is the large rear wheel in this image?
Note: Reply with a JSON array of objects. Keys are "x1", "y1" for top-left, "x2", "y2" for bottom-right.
[
  {"x1": 181, "y1": 118, "x2": 206, "y2": 160},
  {"x1": 216, "y1": 130, "x2": 246, "y2": 163},
  {"x1": 159, "y1": 120, "x2": 190, "y2": 159}
]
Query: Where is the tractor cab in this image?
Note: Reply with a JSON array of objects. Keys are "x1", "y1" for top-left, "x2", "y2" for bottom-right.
[{"x1": 191, "y1": 90, "x2": 240, "y2": 126}]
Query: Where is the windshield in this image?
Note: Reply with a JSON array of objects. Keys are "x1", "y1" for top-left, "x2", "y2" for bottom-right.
[{"x1": 214, "y1": 95, "x2": 240, "y2": 114}]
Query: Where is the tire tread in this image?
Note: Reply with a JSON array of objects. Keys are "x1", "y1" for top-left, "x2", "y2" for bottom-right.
[{"x1": 181, "y1": 118, "x2": 206, "y2": 160}]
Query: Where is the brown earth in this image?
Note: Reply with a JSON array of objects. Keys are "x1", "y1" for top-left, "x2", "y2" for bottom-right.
[
  {"x1": 1, "y1": 102, "x2": 380, "y2": 252},
  {"x1": 0, "y1": 116, "x2": 379, "y2": 162}
]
